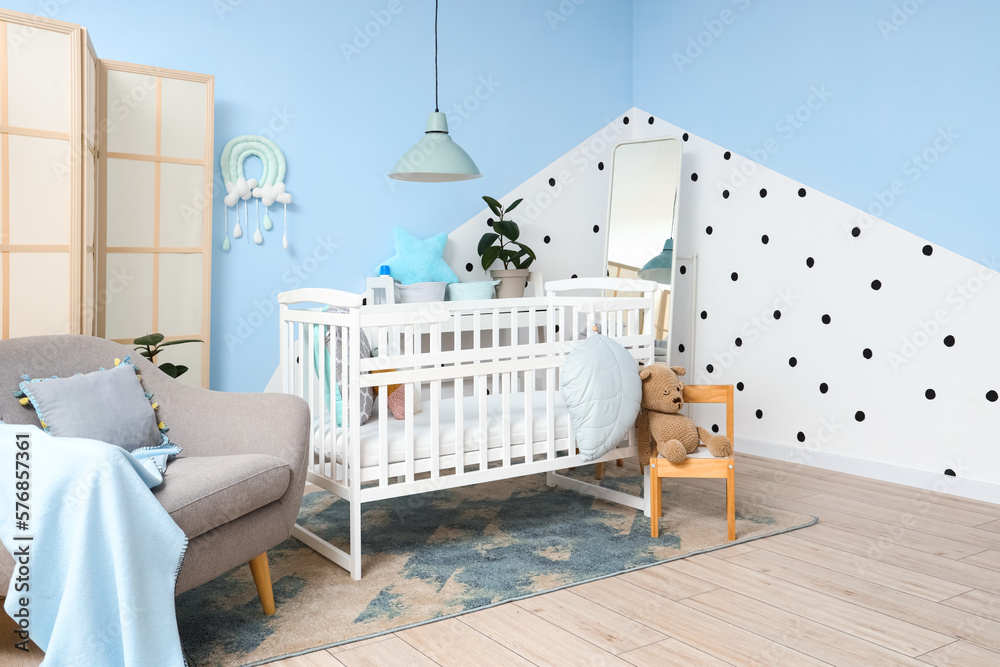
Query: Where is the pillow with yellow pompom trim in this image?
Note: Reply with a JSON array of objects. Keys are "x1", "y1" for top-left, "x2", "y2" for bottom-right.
[{"x1": 14, "y1": 356, "x2": 177, "y2": 458}]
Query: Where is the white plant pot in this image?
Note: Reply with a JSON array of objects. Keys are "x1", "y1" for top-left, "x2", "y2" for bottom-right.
[{"x1": 491, "y1": 268, "x2": 530, "y2": 298}]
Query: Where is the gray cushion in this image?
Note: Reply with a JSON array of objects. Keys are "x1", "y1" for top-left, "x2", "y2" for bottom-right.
[
  {"x1": 325, "y1": 306, "x2": 374, "y2": 424},
  {"x1": 19, "y1": 361, "x2": 165, "y2": 451},
  {"x1": 153, "y1": 454, "x2": 290, "y2": 539}
]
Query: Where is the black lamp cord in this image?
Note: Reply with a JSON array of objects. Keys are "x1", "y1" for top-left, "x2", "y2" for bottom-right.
[{"x1": 434, "y1": 0, "x2": 439, "y2": 112}]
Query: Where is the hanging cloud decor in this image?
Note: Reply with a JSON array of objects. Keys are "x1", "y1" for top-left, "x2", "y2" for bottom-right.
[{"x1": 220, "y1": 134, "x2": 293, "y2": 251}]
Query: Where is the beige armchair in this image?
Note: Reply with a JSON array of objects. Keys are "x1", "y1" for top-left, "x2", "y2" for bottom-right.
[{"x1": 0, "y1": 335, "x2": 310, "y2": 614}]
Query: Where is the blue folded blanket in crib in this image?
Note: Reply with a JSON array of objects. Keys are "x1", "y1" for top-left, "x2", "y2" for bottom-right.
[{"x1": 1, "y1": 424, "x2": 187, "y2": 666}]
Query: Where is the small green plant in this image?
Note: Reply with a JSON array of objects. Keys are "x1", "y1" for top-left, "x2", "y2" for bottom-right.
[
  {"x1": 478, "y1": 196, "x2": 536, "y2": 271},
  {"x1": 133, "y1": 333, "x2": 202, "y2": 378}
]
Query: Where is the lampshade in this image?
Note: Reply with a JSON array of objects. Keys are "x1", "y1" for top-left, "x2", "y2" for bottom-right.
[
  {"x1": 388, "y1": 112, "x2": 482, "y2": 182},
  {"x1": 637, "y1": 239, "x2": 673, "y2": 284}
]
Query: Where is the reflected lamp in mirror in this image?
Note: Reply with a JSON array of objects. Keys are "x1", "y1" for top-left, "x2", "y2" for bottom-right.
[{"x1": 638, "y1": 239, "x2": 673, "y2": 284}]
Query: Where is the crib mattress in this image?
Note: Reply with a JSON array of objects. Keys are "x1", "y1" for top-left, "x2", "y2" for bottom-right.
[{"x1": 314, "y1": 391, "x2": 572, "y2": 470}]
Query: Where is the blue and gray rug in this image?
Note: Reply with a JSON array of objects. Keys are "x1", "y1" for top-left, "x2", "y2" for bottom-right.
[{"x1": 175, "y1": 461, "x2": 815, "y2": 666}]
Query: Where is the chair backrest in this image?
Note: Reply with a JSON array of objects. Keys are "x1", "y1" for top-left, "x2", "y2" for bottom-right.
[{"x1": 682, "y1": 384, "x2": 735, "y2": 449}]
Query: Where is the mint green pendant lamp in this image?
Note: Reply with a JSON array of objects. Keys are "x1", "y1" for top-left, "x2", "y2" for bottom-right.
[
  {"x1": 389, "y1": 0, "x2": 482, "y2": 182},
  {"x1": 638, "y1": 239, "x2": 673, "y2": 284}
]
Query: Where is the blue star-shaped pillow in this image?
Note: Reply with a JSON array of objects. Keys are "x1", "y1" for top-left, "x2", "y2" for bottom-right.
[{"x1": 383, "y1": 227, "x2": 458, "y2": 285}]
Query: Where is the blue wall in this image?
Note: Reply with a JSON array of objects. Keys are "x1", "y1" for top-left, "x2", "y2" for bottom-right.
[
  {"x1": 633, "y1": 0, "x2": 999, "y2": 269},
  {"x1": 13, "y1": 0, "x2": 633, "y2": 390}
]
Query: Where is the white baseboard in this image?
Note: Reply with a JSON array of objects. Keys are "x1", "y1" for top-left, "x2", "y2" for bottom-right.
[{"x1": 738, "y1": 437, "x2": 1000, "y2": 505}]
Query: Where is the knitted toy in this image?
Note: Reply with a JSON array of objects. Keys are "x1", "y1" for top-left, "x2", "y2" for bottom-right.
[{"x1": 636, "y1": 364, "x2": 733, "y2": 464}]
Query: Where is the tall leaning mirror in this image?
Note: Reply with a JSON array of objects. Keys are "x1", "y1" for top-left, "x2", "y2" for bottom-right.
[{"x1": 604, "y1": 137, "x2": 683, "y2": 361}]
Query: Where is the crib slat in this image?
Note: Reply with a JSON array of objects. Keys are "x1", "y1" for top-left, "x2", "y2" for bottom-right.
[
  {"x1": 478, "y1": 374, "x2": 488, "y2": 472},
  {"x1": 343, "y1": 319, "x2": 353, "y2": 484},
  {"x1": 377, "y1": 326, "x2": 389, "y2": 487},
  {"x1": 303, "y1": 322, "x2": 316, "y2": 474},
  {"x1": 404, "y1": 324, "x2": 415, "y2": 484},
  {"x1": 430, "y1": 321, "x2": 441, "y2": 480},
  {"x1": 317, "y1": 323, "x2": 328, "y2": 480},
  {"x1": 501, "y1": 372, "x2": 511, "y2": 467},
  {"x1": 490, "y1": 307, "x2": 500, "y2": 395},
  {"x1": 546, "y1": 368, "x2": 556, "y2": 459},
  {"x1": 525, "y1": 308, "x2": 536, "y2": 461},
  {"x1": 455, "y1": 376, "x2": 464, "y2": 476}
]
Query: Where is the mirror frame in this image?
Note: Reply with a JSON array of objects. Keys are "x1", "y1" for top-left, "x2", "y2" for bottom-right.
[{"x1": 603, "y1": 136, "x2": 683, "y2": 346}]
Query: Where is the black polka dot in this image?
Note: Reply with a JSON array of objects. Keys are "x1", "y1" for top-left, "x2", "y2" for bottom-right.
[
  {"x1": 700, "y1": 311, "x2": 708, "y2": 320},
  {"x1": 487, "y1": 218, "x2": 494, "y2": 227},
  {"x1": 691, "y1": 173, "x2": 699, "y2": 182},
  {"x1": 598, "y1": 161, "x2": 604, "y2": 171},
  {"x1": 465, "y1": 263, "x2": 473, "y2": 272},
  {"x1": 943, "y1": 335, "x2": 955, "y2": 347},
  {"x1": 925, "y1": 388, "x2": 936, "y2": 400},
  {"x1": 723, "y1": 151, "x2": 731, "y2": 160},
  {"x1": 871, "y1": 279, "x2": 882, "y2": 290},
  {"x1": 851, "y1": 227, "x2": 861, "y2": 237},
  {"x1": 682, "y1": 133, "x2": 689, "y2": 141},
  {"x1": 922, "y1": 244, "x2": 933, "y2": 256},
  {"x1": 819, "y1": 382, "x2": 829, "y2": 394},
  {"x1": 987, "y1": 390, "x2": 998, "y2": 402},
  {"x1": 712, "y1": 424, "x2": 719, "y2": 433},
  {"x1": 759, "y1": 188, "x2": 767, "y2": 198},
  {"x1": 796, "y1": 431, "x2": 806, "y2": 442},
  {"x1": 647, "y1": 116, "x2": 654, "y2": 125},
  {"x1": 863, "y1": 348, "x2": 873, "y2": 359},
  {"x1": 806, "y1": 257, "x2": 815, "y2": 268},
  {"x1": 855, "y1": 411, "x2": 866, "y2": 422},
  {"x1": 548, "y1": 177, "x2": 556, "y2": 187},
  {"x1": 734, "y1": 337, "x2": 743, "y2": 347},
  {"x1": 593, "y1": 225, "x2": 600, "y2": 233},
  {"x1": 731, "y1": 272, "x2": 738, "y2": 281},
  {"x1": 788, "y1": 357, "x2": 797, "y2": 367},
  {"x1": 706, "y1": 364, "x2": 714, "y2": 373},
  {"x1": 679, "y1": 265, "x2": 687, "y2": 275},
  {"x1": 623, "y1": 116, "x2": 630, "y2": 125},
  {"x1": 543, "y1": 235, "x2": 551, "y2": 244},
  {"x1": 678, "y1": 343, "x2": 685, "y2": 353},
  {"x1": 755, "y1": 409, "x2": 763, "y2": 419},
  {"x1": 736, "y1": 382, "x2": 745, "y2": 391},
  {"x1": 706, "y1": 226, "x2": 713, "y2": 235},
  {"x1": 571, "y1": 274, "x2": 578, "y2": 279},
  {"x1": 798, "y1": 188, "x2": 807, "y2": 197},
  {"x1": 773, "y1": 310, "x2": 781, "y2": 320},
  {"x1": 554, "y1": 325, "x2": 560, "y2": 333},
  {"x1": 944, "y1": 469, "x2": 956, "y2": 477},
  {"x1": 722, "y1": 190, "x2": 730, "y2": 199},
  {"x1": 821, "y1": 314, "x2": 831, "y2": 324},
  {"x1": 761, "y1": 235, "x2": 769, "y2": 244}
]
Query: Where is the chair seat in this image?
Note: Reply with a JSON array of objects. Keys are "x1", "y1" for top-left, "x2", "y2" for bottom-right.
[{"x1": 153, "y1": 454, "x2": 291, "y2": 539}]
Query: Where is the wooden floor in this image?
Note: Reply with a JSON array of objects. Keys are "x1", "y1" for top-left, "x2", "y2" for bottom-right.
[{"x1": 4, "y1": 452, "x2": 1000, "y2": 666}]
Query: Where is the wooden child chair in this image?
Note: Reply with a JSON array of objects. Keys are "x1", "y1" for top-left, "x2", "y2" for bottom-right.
[{"x1": 649, "y1": 384, "x2": 736, "y2": 541}]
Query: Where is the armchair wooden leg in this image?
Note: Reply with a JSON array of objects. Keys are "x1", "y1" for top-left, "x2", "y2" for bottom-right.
[
  {"x1": 616, "y1": 459, "x2": 623, "y2": 467},
  {"x1": 249, "y1": 552, "x2": 276, "y2": 615},
  {"x1": 594, "y1": 462, "x2": 605, "y2": 480}
]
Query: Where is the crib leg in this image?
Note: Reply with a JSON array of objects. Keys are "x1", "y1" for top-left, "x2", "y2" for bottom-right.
[
  {"x1": 349, "y1": 497, "x2": 362, "y2": 581},
  {"x1": 546, "y1": 471, "x2": 556, "y2": 488}
]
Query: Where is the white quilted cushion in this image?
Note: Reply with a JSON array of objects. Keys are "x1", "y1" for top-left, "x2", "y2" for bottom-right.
[{"x1": 559, "y1": 335, "x2": 641, "y2": 462}]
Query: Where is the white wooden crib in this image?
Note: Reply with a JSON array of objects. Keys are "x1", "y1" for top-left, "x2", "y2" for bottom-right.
[{"x1": 278, "y1": 278, "x2": 658, "y2": 580}]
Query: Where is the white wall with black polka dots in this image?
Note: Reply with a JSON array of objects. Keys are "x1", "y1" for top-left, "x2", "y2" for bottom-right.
[{"x1": 445, "y1": 107, "x2": 1000, "y2": 499}]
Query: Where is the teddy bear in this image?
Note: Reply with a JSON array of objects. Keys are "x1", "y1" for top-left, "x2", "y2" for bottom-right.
[{"x1": 636, "y1": 364, "x2": 733, "y2": 464}]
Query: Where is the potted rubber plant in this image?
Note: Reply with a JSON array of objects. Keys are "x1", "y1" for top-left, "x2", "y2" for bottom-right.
[
  {"x1": 478, "y1": 195, "x2": 536, "y2": 298},
  {"x1": 133, "y1": 333, "x2": 202, "y2": 378}
]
